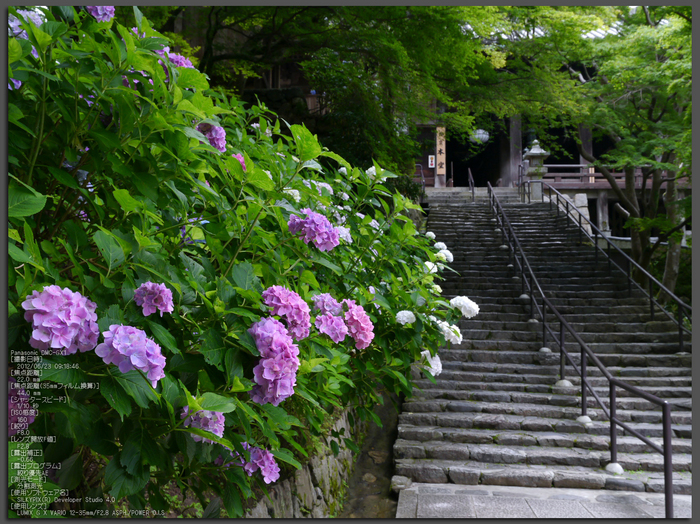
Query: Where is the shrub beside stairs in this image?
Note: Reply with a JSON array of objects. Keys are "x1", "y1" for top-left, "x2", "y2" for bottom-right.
[{"x1": 394, "y1": 199, "x2": 692, "y2": 495}]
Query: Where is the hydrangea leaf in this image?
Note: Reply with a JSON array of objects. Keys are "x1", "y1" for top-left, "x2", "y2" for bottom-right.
[
  {"x1": 290, "y1": 124, "x2": 322, "y2": 161},
  {"x1": 104, "y1": 453, "x2": 150, "y2": 500},
  {"x1": 112, "y1": 369, "x2": 159, "y2": 409},
  {"x1": 99, "y1": 374, "x2": 132, "y2": 421},
  {"x1": 198, "y1": 392, "x2": 237, "y2": 413},
  {"x1": 8, "y1": 180, "x2": 46, "y2": 217},
  {"x1": 148, "y1": 321, "x2": 180, "y2": 355},
  {"x1": 39, "y1": 356, "x2": 90, "y2": 385}
]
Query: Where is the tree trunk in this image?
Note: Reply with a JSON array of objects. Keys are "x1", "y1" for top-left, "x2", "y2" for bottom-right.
[{"x1": 658, "y1": 176, "x2": 682, "y2": 304}]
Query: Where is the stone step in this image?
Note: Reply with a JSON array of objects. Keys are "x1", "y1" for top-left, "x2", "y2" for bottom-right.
[
  {"x1": 397, "y1": 411, "x2": 692, "y2": 440},
  {"x1": 408, "y1": 388, "x2": 694, "y2": 415},
  {"x1": 452, "y1": 339, "x2": 685, "y2": 356},
  {"x1": 397, "y1": 425, "x2": 693, "y2": 454},
  {"x1": 394, "y1": 458, "x2": 692, "y2": 494},
  {"x1": 393, "y1": 440, "x2": 692, "y2": 473},
  {"x1": 462, "y1": 328, "x2": 684, "y2": 345},
  {"x1": 402, "y1": 395, "x2": 693, "y2": 425},
  {"x1": 460, "y1": 319, "x2": 684, "y2": 334}
]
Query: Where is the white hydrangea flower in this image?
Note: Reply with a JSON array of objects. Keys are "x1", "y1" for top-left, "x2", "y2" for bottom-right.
[
  {"x1": 431, "y1": 284, "x2": 443, "y2": 295},
  {"x1": 265, "y1": 128, "x2": 272, "y2": 137},
  {"x1": 336, "y1": 226, "x2": 352, "y2": 244},
  {"x1": 283, "y1": 189, "x2": 301, "y2": 202},
  {"x1": 437, "y1": 320, "x2": 463, "y2": 344},
  {"x1": 368, "y1": 286, "x2": 376, "y2": 294},
  {"x1": 424, "y1": 261, "x2": 438, "y2": 274},
  {"x1": 356, "y1": 212, "x2": 365, "y2": 220},
  {"x1": 428, "y1": 315, "x2": 438, "y2": 323},
  {"x1": 436, "y1": 251, "x2": 447, "y2": 262},
  {"x1": 366, "y1": 166, "x2": 377, "y2": 179},
  {"x1": 434, "y1": 242, "x2": 447, "y2": 251},
  {"x1": 341, "y1": 192, "x2": 350, "y2": 201},
  {"x1": 251, "y1": 122, "x2": 260, "y2": 129},
  {"x1": 264, "y1": 170, "x2": 273, "y2": 180},
  {"x1": 339, "y1": 167, "x2": 347, "y2": 175},
  {"x1": 369, "y1": 219, "x2": 381, "y2": 230},
  {"x1": 437, "y1": 249, "x2": 454, "y2": 263},
  {"x1": 420, "y1": 350, "x2": 442, "y2": 377},
  {"x1": 343, "y1": 206, "x2": 352, "y2": 212},
  {"x1": 316, "y1": 181, "x2": 334, "y2": 196},
  {"x1": 396, "y1": 310, "x2": 417, "y2": 325},
  {"x1": 450, "y1": 296, "x2": 480, "y2": 319},
  {"x1": 426, "y1": 231, "x2": 436, "y2": 240}
]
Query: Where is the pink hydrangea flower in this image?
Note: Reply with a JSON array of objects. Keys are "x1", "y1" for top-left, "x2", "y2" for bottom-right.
[
  {"x1": 168, "y1": 53, "x2": 194, "y2": 68},
  {"x1": 8, "y1": 376, "x2": 37, "y2": 436},
  {"x1": 86, "y1": 6, "x2": 115, "y2": 23},
  {"x1": 343, "y1": 300, "x2": 375, "y2": 350},
  {"x1": 95, "y1": 325, "x2": 166, "y2": 387},
  {"x1": 248, "y1": 317, "x2": 299, "y2": 406},
  {"x1": 232, "y1": 153, "x2": 246, "y2": 172},
  {"x1": 288, "y1": 208, "x2": 340, "y2": 252},
  {"x1": 180, "y1": 407, "x2": 225, "y2": 444},
  {"x1": 197, "y1": 123, "x2": 227, "y2": 152},
  {"x1": 315, "y1": 313, "x2": 348, "y2": 343},
  {"x1": 134, "y1": 282, "x2": 174, "y2": 317},
  {"x1": 311, "y1": 293, "x2": 343, "y2": 316},
  {"x1": 262, "y1": 286, "x2": 311, "y2": 341},
  {"x1": 244, "y1": 445, "x2": 280, "y2": 484},
  {"x1": 21, "y1": 286, "x2": 99, "y2": 355}
]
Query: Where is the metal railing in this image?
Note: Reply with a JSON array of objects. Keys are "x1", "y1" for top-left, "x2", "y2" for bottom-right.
[
  {"x1": 487, "y1": 182, "x2": 677, "y2": 518},
  {"x1": 415, "y1": 164, "x2": 426, "y2": 201},
  {"x1": 467, "y1": 167, "x2": 475, "y2": 203},
  {"x1": 523, "y1": 180, "x2": 691, "y2": 351}
]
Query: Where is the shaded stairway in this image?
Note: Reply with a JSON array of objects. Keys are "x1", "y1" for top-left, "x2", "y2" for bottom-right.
[{"x1": 394, "y1": 202, "x2": 692, "y2": 496}]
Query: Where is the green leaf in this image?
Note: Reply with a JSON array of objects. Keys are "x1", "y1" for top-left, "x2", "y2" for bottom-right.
[
  {"x1": 148, "y1": 321, "x2": 180, "y2": 355},
  {"x1": 198, "y1": 392, "x2": 237, "y2": 413},
  {"x1": 133, "y1": 6, "x2": 144, "y2": 31},
  {"x1": 29, "y1": 24, "x2": 52, "y2": 53},
  {"x1": 230, "y1": 261, "x2": 257, "y2": 291},
  {"x1": 8, "y1": 181, "x2": 47, "y2": 217},
  {"x1": 112, "y1": 369, "x2": 158, "y2": 409},
  {"x1": 176, "y1": 67, "x2": 209, "y2": 90},
  {"x1": 56, "y1": 453, "x2": 83, "y2": 490},
  {"x1": 247, "y1": 166, "x2": 275, "y2": 191},
  {"x1": 39, "y1": 356, "x2": 89, "y2": 385},
  {"x1": 104, "y1": 453, "x2": 150, "y2": 500},
  {"x1": 271, "y1": 448, "x2": 302, "y2": 469},
  {"x1": 202, "y1": 499, "x2": 221, "y2": 519},
  {"x1": 223, "y1": 484, "x2": 243, "y2": 518},
  {"x1": 94, "y1": 230, "x2": 125, "y2": 272},
  {"x1": 290, "y1": 124, "x2": 322, "y2": 161},
  {"x1": 121, "y1": 426, "x2": 161, "y2": 475},
  {"x1": 200, "y1": 328, "x2": 225, "y2": 369},
  {"x1": 47, "y1": 166, "x2": 80, "y2": 189},
  {"x1": 8, "y1": 243, "x2": 31, "y2": 264},
  {"x1": 113, "y1": 189, "x2": 142, "y2": 213},
  {"x1": 100, "y1": 374, "x2": 132, "y2": 421},
  {"x1": 9, "y1": 37, "x2": 22, "y2": 63},
  {"x1": 312, "y1": 254, "x2": 342, "y2": 275}
]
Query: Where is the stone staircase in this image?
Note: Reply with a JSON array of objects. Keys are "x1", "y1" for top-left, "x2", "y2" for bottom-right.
[
  {"x1": 395, "y1": 202, "x2": 692, "y2": 495},
  {"x1": 423, "y1": 186, "x2": 521, "y2": 206}
]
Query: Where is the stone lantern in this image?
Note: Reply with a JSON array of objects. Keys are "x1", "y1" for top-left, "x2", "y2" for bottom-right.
[{"x1": 523, "y1": 140, "x2": 550, "y2": 201}]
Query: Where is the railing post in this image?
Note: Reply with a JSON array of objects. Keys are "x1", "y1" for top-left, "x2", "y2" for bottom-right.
[
  {"x1": 542, "y1": 298, "x2": 546, "y2": 347},
  {"x1": 580, "y1": 344, "x2": 587, "y2": 418},
  {"x1": 678, "y1": 305, "x2": 684, "y2": 353},
  {"x1": 627, "y1": 258, "x2": 631, "y2": 297},
  {"x1": 607, "y1": 242, "x2": 611, "y2": 274},
  {"x1": 529, "y1": 278, "x2": 534, "y2": 319},
  {"x1": 662, "y1": 402, "x2": 674, "y2": 519},
  {"x1": 556, "y1": 195, "x2": 560, "y2": 217},
  {"x1": 559, "y1": 322, "x2": 565, "y2": 382},
  {"x1": 521, "y1": 255, "x2": 525, "y2": 295},
  {"x1": 578, "y1": 212, "x2": 582, "y2": 244},
  {"x1": 548, "y1": 186, "x2": 552, "y2": 211},
  {"x1": 610, "y1": 383, "x2": 617, "y2": 465},
  {"x1": 649, "y1": 278, "x2": 654, "y2": 321},
  {"x1": 594, "y1": 231, "x2": 598, "y2": 266}
]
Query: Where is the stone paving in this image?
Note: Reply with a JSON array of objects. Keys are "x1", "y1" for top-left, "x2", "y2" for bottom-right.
[
  {"x1": 392, "y1": 198, "x2": 692, "y2": 518},
  {"x1": 395, "y1": 482, "x2": 693, "y2": 518}
]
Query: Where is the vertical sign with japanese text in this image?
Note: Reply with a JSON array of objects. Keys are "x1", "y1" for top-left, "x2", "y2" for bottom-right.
[{"x1": 436, "y1": 127, "x2": 446, "y2": 176}]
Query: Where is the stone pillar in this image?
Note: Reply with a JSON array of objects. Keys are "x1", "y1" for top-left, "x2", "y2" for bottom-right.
[
  {"x1": 509, "y1": 116, "x2": 522, "y2": 188},
  {"x1": 435, "y1": 127, "x2": 446, "y2": 188},
  {"x1": 597, "y1": 190, "x2": 610, "y2": 236}
]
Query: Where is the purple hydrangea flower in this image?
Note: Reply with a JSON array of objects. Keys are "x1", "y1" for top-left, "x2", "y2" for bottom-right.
[
  {"x1": 21, "y1": 286, "x2": 99, "y2": 355},
  {"x1": 243, "y1": 445, "x2": 280, "y2": 484},
  {"x1": 197, "y1": 123, "x2": 227, "y2": 153},
  {"x1": 8, "y1": 376, "x2": 37, "y2": 436},
  {"x1": 248, "y1": 317, "x2": 299, "y2": 406},
  {"x1": 288, "y1": 208, "x2": 340, "y2": 252},
  {"x1": 95, "y1": 325, "x2": 166, "y2": 387},
  {"x1": 343, "y1": 300, "x2": 375, "y2": 350},
  {"x1": 180, "y1": 407, "x2": 225, "y2": 444},
  {"x1": 262, "y1": 286, "x2": 311, "y2": 340},
  {"x1": 134, "y1": 282, "x2": 174, "y2": 317},
  {"x1": 311, "y1": 293, "x2": 343, "y2": 316},
  {"x1": 9, "y1": 9, "x2": 44, "y2": 58},
  {"x1": 8, "y1": 78, "x2": 21, "y2": 90},
  {"x1": 86, "y1": 6, "x2": 115, "y2": 23},
  {"x1": 232, "y1": 153, "x2": 246, "y2": 172},
  {"x1": 168, "y1": 53, "x2": 194, "y2": 69},
  {"x1": 315, "y1": 313, "x2": 348, "y2": 343}
]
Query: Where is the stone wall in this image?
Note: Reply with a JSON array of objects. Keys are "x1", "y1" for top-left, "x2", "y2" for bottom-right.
[{"x1": 244, "y1": 410, "x2": 361, "y2": 518}]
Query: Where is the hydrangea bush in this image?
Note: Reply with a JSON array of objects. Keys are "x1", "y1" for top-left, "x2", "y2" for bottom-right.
[{"x1": 7, "y1": 6, "x2": 479, "y2": 518}]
